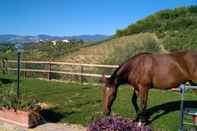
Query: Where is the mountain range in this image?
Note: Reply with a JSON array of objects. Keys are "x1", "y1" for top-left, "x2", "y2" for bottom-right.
[{"x1": 0, "y1": 34, "x2": 109, "y2": 43}]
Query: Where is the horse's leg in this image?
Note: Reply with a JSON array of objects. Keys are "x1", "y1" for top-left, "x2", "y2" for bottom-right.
[
  {"x1": 138, "y1": 85, "x2": 149, "y2": 123},
  {"x1": 131, "y1": 89, "x2": 139, "y2": 114}
]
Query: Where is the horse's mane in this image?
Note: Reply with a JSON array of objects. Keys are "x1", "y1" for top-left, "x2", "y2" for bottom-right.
[
  {"x1": 109, "y1": 65, "x2": 122, "y2": 82},
  {"x1": 108, "y1": 52, "x2": 152, "y2": 85}
]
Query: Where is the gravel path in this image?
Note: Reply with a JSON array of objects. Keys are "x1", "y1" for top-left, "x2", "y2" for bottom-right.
[{"x1": 0, "y1": 122, "x2": 86, "y2": 131}]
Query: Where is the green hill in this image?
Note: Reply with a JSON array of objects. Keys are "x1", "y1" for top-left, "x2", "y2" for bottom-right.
[
  {"x1": 115, "y1": 5, "x2": 197, "y2": 52},
  {"x1": 61, "y1": 5, "x2": 197, "y2": 65},
  {"x1": 116, "y1": 5, "x2": 197, "y2": 37}
]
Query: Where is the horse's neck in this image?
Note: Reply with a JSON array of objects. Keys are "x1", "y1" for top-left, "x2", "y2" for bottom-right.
[{"x1": 110, "y1": 64, "x2": 128, "y2": 86}]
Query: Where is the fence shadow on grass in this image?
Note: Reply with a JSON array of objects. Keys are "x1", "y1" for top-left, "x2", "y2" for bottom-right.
[{"x1": 146, "y1": 100, "x2": 197, "y2": 124}]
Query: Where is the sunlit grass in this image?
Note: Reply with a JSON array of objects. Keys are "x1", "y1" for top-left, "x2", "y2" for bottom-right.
[{"x1": 1, "y1": 74, "x2": 197, "y2": 130}]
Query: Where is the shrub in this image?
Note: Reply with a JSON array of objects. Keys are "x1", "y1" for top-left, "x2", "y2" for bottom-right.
[
  {"x1": 162, "y1": 28, "x2": 197, "y2": 52},
  {"x1": 87, "y1": 116, "x2": 152, "y2": 131},
  {"x1": 0, "y1": 83, "x2": 40, "y2": 111},
  {"x1": 115, "y1": 5, "x2": 197, "y2": 37}
]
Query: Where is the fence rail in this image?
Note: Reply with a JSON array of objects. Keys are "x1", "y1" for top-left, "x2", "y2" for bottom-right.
[
  {"x1": 7, "y1": 60, "x2": 119, "y2": 83},
  {"x1": 8, "y1": 68, "x2": 111, "y2": 78},
  {"x1": 8, "y1": 60, "x2": 119, "y2": 68}
]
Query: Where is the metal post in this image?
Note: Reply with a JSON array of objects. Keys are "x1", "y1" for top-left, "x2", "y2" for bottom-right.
[
  {"x1": 24, "y1": 63, "x2": 26, "y2": 78},
  {"x1": 48, "y1": 61, "x2": 52, "y2": 80},
  {"x1": 81, "y1": 66, "x2": 84, "y2": 85},
  {"x1": 179, "y1": 84, "x2": 185, "y2": 131},
  {"x1": 2, "y1": 58, "x2": 5, "y2": 75},
  {"x1": 17, "y1": 52, "x2": 20, "y2": 100}
]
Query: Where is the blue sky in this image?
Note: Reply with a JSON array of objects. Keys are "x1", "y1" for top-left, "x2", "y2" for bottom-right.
[{"x1": 0, "y1": 0, "x2": 196, "y2": 36}]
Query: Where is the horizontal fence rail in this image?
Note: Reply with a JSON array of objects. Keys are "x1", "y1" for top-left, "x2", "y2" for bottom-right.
[
  {"x1": 8, "y1": 68, "x2": 111, "y2": 78},
  {"x1": 6, "y1": 60, "x2": 119, "y2": 84},
  {"x1": 8, "y1": 60, "x2": 119, "y2": 68}
]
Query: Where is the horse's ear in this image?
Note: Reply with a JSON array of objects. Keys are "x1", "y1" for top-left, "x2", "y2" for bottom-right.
[{"x1": 100, "y1": 74, "x2": 108, "y2": 83}]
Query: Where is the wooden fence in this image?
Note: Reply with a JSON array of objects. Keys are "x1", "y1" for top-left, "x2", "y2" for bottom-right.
[{"x1": 7, "y1": 60, "x2": 119, "y2": 84}]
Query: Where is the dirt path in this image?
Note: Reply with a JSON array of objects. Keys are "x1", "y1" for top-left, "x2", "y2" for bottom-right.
[
  {"x1": 35, "y1": 123, "x2": 86, "y2": 131},
  {"x1": 0, "y1": 122, "x2": 86, "y2": 131}
]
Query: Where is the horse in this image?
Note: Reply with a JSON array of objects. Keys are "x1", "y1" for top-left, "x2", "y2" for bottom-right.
[{"x1": 101, "y1": 51, "x2": 197, "y2": 122}]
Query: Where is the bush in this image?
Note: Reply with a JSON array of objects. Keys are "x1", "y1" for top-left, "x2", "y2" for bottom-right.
[
  {"x1": 0, "y1": 82, "x2": 40, "y2": 111},
  {"x1": 87, "y1": 116, "x2": 152, "y2": 131},
  {"x1": 162, "y1": 28, "x2": 197, "y2": 52},
  {"x1": 115, "y1": 5, "x2": 197, "y2": 37}
]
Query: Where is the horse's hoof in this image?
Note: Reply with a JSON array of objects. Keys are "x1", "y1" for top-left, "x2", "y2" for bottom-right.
[
  {"x1": 137, "y1": 121, "x2": 142, "y2": 126},
  {"x1": 135, "y1": 116, "x2": 148, "y2": 125}
]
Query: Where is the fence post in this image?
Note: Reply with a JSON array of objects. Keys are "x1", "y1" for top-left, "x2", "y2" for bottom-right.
[
  {"x1": 2, "y1": 58, "x2": 8, "y2": 75},
  {"x1": 48, "y1": 60, "x2": 52, "y2": 80},
  {"x1": 80, "y1": 65, "x2": 84, "y2": 85},
  {"x1": 24, "y1": 62, "x2": 26, "y2": 78},
  {"x1": 16, "y1": 52, "x2": 21, "y2": 100},
  {"x1": 2, "y1": 59, "x2": 5, "y2": 75},
  {"x1": 179, "y1": 84, "x2": 185, "y2": 131}
]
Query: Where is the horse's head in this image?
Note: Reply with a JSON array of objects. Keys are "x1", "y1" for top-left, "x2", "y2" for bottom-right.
[{"x1": 100, "y1": 74, "x2": 117, "y2": 116}]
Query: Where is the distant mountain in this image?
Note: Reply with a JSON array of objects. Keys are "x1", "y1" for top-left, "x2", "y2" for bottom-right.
[
  {"x1": 69, "y1": 35, "x2": 109, "y2": 41},
  {"x1": 0, "y1": 34, "x2": 109, "y2": 43}
]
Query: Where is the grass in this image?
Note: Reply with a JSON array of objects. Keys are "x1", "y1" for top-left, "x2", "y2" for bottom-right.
[{"x1": 1, "y1": 74, "x2": 197, "y2": 130}]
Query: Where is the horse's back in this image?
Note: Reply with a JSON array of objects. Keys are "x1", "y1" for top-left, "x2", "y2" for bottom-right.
[
  {"x1": 128, "y1": 51, "x2": 197, "y2": 89},
  {"x1": 151, "y1": 51, "x2": 197, "y2": 89},
  {"x1": 182, "y1": 51, "x2": 197, "y2": 83}
]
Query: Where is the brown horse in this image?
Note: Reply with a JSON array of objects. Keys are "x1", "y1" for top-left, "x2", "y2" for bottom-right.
[{"x1": 101, "y1": 51, "x2": 197, "y2": 122}]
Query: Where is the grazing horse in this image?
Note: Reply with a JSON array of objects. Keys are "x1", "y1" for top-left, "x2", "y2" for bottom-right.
[{"x1": 101, "y1": 51, "x2": 197, "y2": 122}]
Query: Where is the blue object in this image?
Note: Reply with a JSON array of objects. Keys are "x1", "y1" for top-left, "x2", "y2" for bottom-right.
[{"x1": 185, "y1": 108, "x2": 197, "y2": 116}]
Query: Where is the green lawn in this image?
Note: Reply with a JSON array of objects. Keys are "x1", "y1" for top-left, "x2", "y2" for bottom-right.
[{"x1": 1, "y1": 74, "x2": 197, "y2": 130}]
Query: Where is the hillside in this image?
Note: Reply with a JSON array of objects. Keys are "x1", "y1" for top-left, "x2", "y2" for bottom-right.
[
  {"x1": 116, "y1": 5, "x2": 197, "y2": 37},
  {"x1": 54, "y1": 33, "x2": 161, "y2": 78},
  {"x1": 115, "y1": 5, "x2": 197, "y2": 52},
  {"x1": 60, "y1": 32, "x2": 161, "y2": 64},
  {"x1": 60, "y1": 5, "x2": 197, "y2": 65}
]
